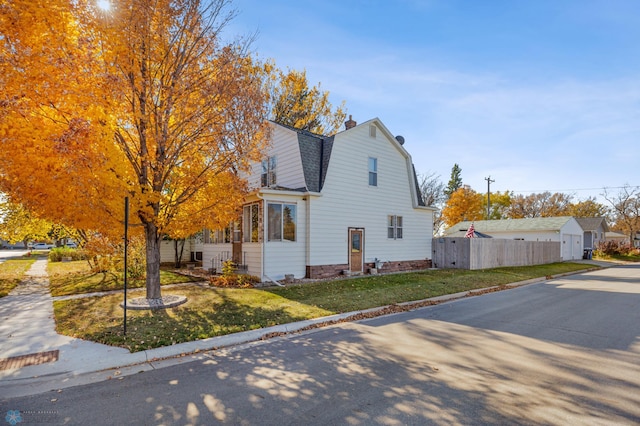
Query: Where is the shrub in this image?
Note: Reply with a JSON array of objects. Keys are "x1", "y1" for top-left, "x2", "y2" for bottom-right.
[
  {"x1": 221, "y1": 259, "x2": 236, "y2": 277},
  {"x1": 210, "y1": 274, "x2": 260, "y2": 288},
  {"x1": 83, "y1": 234, "x2": 147, "y2": 279},
  {"x1": 49, "y1": 246, "x2": 86, "y2": 262},
  {"x1": 595, "y1": 240, "x2": 636, "y2": 256}
]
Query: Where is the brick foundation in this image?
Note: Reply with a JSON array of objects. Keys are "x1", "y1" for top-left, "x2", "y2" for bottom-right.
[
  {"x1": 306, "y1": 264, "x2": 349, "y2": 279},
  {"x1": 306, "y1": 259, "x2": 432, "y2": 279}
]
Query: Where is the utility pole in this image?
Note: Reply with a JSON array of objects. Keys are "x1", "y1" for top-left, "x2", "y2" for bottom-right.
[{"x1": 485, "y1": 176, "x2": 495, "y2": 219}]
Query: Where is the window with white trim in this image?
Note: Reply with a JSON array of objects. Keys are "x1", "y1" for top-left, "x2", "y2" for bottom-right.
[
  {"x1": 261, "y1": 156, "x2": 277, "y2": 187},
  {"x1": 268, "y1": 203, "x2": 296, "y2": 242},
  {"x1": 232, "y1": 221, "x2": 241, "y2": 243},
  {"x1": 243, "y1": 204, "x2": 260, "y2": 243},
  {"x1": 213, "y1": 222, "x2": 238, "y2": 244},
  {"x1": 368, "y1": 157, "x2": 378, "y2": 186},
  {"x1": 388, "y1": 215, "x2": 403, "y2": 239}
]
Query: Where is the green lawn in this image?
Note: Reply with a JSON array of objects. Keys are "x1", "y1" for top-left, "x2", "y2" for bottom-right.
[
  {"x1": 47, "y1": 260, "x2": 200, "y2": 296},
  {"x1": 595, "y1": 252, "x2": 640, "y2": 263},
  {"x1": 52, "y1": 262, "x2": 594, "y2": 352},
  {"x1": 0, "y1": 254, "x2": 37, "y2": 297}
]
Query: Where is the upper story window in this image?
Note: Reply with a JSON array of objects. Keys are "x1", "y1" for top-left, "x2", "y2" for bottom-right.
[
  {"x1": 387, "y1": 215, "x2": 403, "y2": 239},
  {"x1": 243, "y1": 204, "x2": 260, "y2": 243},
  {"x1": 368, "y1": 157, "x2": 378, "y2": 186},
  {"x1": 369, "y1": 125, "x2": 377, "y2": 138},
  {"x1": 261, "y1": 156, "x2": 277, "y2": 187},
  {"x1": 267, "y1": 203, "x2": 296, "y2": 242}
]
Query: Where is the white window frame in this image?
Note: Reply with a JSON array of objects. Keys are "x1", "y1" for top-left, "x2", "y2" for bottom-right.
[
  {"x1": 243, "y1": 204, "x2": 260, "y2": 243},
  {"x1": 267, "y1": 202, "x2": 297, "y2": 242},
  {"x1": 261, "y1": 156, "x2": 277, "y2": 187},
  {"x1": 387, "y1": 215, "x2": 403, "y2": 239},
  {"x1": 368, "y1": 157, "x2": 378, "y2": 186}
]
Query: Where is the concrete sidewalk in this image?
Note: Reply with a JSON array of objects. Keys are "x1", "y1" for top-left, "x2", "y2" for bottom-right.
[
  {"x1": 0, "y1": 258, "x2": 375, "y2": 399},
  {"x1": 0, "y1": 257, "x2": 615, "y2": 399}
]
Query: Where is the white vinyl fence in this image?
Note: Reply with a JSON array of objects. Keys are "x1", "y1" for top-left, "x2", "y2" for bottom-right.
[{"x1": 432, "y1": 238, "x2": 561, "y2": 270}]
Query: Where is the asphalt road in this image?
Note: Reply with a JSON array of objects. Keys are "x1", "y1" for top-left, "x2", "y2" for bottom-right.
[{"x1": 2, "y1": 264, "x2": 640, "y2": 425}]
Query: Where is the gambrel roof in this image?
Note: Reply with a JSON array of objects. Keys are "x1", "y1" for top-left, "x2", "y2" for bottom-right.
[{"x1": 270, "y1": 120, "x2": 426, "y2": 207}]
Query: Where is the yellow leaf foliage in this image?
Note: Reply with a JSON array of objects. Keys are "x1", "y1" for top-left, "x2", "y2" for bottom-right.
[
  {"x1": 0, "y1": 0, "x2": 269, "y2": 242},
  {"x1": 270, "y1": 68, "x2": 347, "y2": 135},
  {"x1": 442, "y1": 186, "x2": 484, "y2": 227}
]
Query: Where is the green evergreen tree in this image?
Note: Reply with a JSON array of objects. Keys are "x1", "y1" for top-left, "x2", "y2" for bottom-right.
[{"x1": 444, "y1": 164, "x2": 463, "y2": 198}]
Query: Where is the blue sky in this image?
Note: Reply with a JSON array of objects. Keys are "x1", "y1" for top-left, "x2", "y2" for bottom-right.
[{"x1": 227, "y1": 0, "x2": 639, "y2": 203}]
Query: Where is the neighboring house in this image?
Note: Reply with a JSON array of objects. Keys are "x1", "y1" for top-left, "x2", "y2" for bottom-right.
[
  {"x1": 604, "y1": 231, "x2": 628, "y2": 244},
  {"x1": 443, "y1": 216, "x2": 584, "y2": 260},
  {"x1": 0, "y1": 239, "x2": 26, "y2": 249},
  {"x1": 198, "y1": 118, "x2": 436, "y2": 281},
  {"x1": 575, "y1": 217, "x2": 609, "y2": 249},
  {"x1": 159, "y1": 238, "x2": 195, "y2": 265}
]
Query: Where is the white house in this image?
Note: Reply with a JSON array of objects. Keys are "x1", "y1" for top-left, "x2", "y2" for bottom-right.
[
  {"x1": 575, "y1": 217, "x2": 609, "y2": 250},
  {"x1": 198, "y1": 118, "x2": 436, "y2": 281},
  {"x1": 444, "y1": 217, "x2": 584, "y2": 261}
]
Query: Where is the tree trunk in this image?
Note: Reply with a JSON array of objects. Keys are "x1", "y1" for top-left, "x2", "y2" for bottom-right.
[
  {"x1": 174, "y1": 239, "x2": 185, "y2": 268},
  {"x1": 145, "y1": 222, "x2": 162, "y2": 300}
]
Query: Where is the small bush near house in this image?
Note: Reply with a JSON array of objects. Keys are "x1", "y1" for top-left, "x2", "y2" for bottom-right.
[
  {"x1": 49, "y1": 246, "x2": 86, "y2": 262},
  {"x1": 210, "y1": 273, "x2": 261, "y2": 288},
  {"x1": 83, "y1": 234, "x2": 146, "y2": 278}
]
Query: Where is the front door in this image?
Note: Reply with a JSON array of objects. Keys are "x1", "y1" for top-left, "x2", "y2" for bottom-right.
[{"x1": 349, "y1": 228, "x2": 364, "y2": 273}]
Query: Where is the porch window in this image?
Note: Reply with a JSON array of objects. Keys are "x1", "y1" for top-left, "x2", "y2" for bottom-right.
[
  {"x1": 368, "y1": 157, "x2": 377, "y2": 186},
  {"x1": 233, "y1": 222, "x2": 241, "y2": 243},
  {"x1": 243, "y1": 204, "x2": 260, "y2": 243},
  {"x1": 214, "y1": 224, "x2": 233, "y2": 244},
  {"x1": 261, "y1": 156, "x2": 277, "y2": 187},
  {"x1": 268, "y1": 203, "x2": 296, "y2": 242},
  {"x1": 387, "y1": 215, "x2": 403, "y2": 239}
]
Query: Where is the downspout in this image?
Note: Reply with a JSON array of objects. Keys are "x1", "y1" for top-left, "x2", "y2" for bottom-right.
[
  {"x1": 256, "y1": 192, "x2": 266, "y2": 282},
  {"x1": 265, "y1": 275, "x2": 285, "y2": 287}
]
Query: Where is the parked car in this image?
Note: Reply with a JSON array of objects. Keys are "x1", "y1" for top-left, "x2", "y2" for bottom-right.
[
  {"x1": 65, "y1": 242, "x2": 78, "y2": 248},
  {"x1": 32, "y1": 243, "x2": 53, "y2": 250}
]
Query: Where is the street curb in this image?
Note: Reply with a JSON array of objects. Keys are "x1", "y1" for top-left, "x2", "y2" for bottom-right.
[
  {"x1": 0, "y1": 263, "x2": 610, "y2": 399},
  {"x1": 140, "y1": 264, "x2": 606, "y2": 366}
]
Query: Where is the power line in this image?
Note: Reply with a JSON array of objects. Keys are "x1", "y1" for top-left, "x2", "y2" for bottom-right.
[{"x1": 506, "y1": 185, "x2": 639, "y2": 194}]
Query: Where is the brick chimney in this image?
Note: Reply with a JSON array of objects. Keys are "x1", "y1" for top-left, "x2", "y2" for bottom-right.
[{"x1": 344, "y1": 115, "x2": 356, "y2": 130}]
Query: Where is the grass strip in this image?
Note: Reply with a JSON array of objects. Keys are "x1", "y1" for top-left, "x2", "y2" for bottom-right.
[
  {"x1": 0, "y1": 255, "x2": 37, "y2": 297},
  {"x1": 53, "y1": 262, "x2": 592, "y2": 352}
]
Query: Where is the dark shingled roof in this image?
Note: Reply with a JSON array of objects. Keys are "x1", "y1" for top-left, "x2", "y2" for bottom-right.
[
  {"x1": 297, "y1": 131, "x2": 334, "y2": 193},
  {"x1": 575, "y1": 217, "x2": 609, "y2": 232},
  {"x1": 273, "y1": 121, "x2": 424, "y2": 207}
]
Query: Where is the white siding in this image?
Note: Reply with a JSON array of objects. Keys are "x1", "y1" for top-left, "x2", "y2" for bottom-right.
[
  {"x1": 307, "y1": 120, "x2": 433, "y2": 266},
  {"x1": 200, "y1": 243, "x2": 232, "y2": 272},
  {"x1": 160, "y1": 240, "x2": 190, "y2": 264},
  {"x1": 242, "y1": 244, "x2": 262, "y2": 277},
  {"x1": 245, "y1": 124, "x2": 306, "y2": 191},
  {"x1": 560, "y1": 218, "x2": 583, "y2": 260},
  {"x1": 262, "y1": 193, "x2": 307, "y2": 280}
]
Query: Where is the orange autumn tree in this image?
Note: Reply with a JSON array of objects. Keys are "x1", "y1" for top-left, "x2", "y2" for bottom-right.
[
  {"x1": 441, "y1": 185, "x2": 484, "y2": 228},
  {"x1": 0, "y1": 0, "x2": 269, "y2": 301}
]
